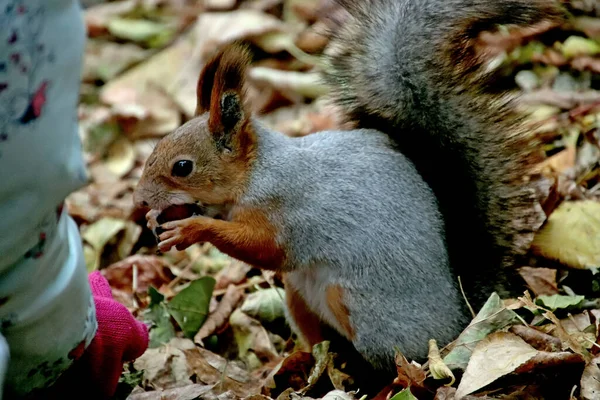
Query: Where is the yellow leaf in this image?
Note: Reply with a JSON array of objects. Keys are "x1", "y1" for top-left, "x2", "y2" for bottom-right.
[
  {"x1": 427, "y1": 339, "x2": 455, "y2": 386},
  {"x1": 531, "y1": 200, "x2": 600, "y2": 271}
]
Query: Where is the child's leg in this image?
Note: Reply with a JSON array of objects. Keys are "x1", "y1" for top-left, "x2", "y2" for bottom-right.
[
  {"x1": 0, "y1": 2, "x2": 148, "y2": 397},
  {"x1": 0, "y1": 207, "x2": 97, "y2": 398},
  {"x1": 0, "y1": 0, "x2": 96, "y2": 396}
]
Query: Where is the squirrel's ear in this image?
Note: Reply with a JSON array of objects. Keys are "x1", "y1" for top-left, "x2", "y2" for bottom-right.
[
  {"x1": 197, "y1": 43, "x2": 252, "y2": 150},
  {"x1": 195, "y1": 49, "x2": 221, "y2": 116}
]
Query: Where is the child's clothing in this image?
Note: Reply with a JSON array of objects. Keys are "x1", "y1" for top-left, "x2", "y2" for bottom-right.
[{"x1": 0, "y1": 1, "x2": 148, "y2": 398}]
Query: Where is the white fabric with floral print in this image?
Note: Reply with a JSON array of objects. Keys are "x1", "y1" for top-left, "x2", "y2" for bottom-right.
[{"x1": 0, "y1": 0, "x2": 97, "y2": 397}]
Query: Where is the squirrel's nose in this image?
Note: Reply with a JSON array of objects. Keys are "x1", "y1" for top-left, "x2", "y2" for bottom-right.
[{"x1": 133, "y1": 190, "x2": 149, "y2": 209}]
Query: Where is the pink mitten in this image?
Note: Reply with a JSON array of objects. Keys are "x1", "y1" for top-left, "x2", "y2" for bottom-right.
[{"x1": 83, "y1": 271, "x2": 149, "y2": 398}]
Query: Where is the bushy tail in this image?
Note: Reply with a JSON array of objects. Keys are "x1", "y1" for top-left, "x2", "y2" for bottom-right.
[{"x1": 323, "y1": 0, "x2": 566, "y2": 307}]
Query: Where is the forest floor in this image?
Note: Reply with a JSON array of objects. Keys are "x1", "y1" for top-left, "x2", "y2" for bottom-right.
[{"x1": 73, "y1": 1, "x2": 600, "y2": 399}]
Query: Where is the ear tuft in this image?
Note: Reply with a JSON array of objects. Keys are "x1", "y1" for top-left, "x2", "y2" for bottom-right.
[{"x1": 195, "y1": 42, "x2": 252, "y2": 118}]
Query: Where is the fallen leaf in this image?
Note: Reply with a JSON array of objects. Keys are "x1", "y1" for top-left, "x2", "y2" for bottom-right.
[
  {"x1": 205, "y1": 0, "x2": 238, "y2": 11},
  {"x1": 126, "y1": 384, "x2": 218, "y2": 400},
  {"x1": 389, "y1": 388, "x2": 417, "y2": 400},
  {"x1": 559, "y1": 312, "x2": 597, "y2": 351},
  {"x1": 326, "y1": 355, "x2": 352, "y2": 391},
  {"x1": 105, "y1": 136, "x2": 136, "y2": 178},
  {"x1": 84, "y1": 0, "x2": 137, "y2": 37},
  {"x1": 508, "y1": 325, "x2": 563, "y2": 352},
  {"x1": 185, "y1": 343, "x2": 264, "y2": 397},
  {"x1": 321, "y1": 390, "x2": 356, "y2": 400},
  {"x1": 531, "y1": 200, "x2": 600, "y2": 271},
  {"x1": 83, "y1": 40, "x2": 148, "y2": 83},
  {"x1": 561, "y1": 36, "x2": 600, "y2": 59},
  {"x1": 102, "y1": 255, "x2": 174, "y2": 294},
  {"x1": 230, "y1": 308, "x2": 281, "y2": 370},
  {"x1": 107, "y1": 18, "x2": 175, "y2": 48},
  {"x1": 214, "y1": 260, "x2": 253, "y2": 290},
  {"x1": 241, "y1": 287, "x2": 286, "y2": 324},
  {"x1": 82, "y1": 217, "x2": 127, "y2": 270},
  {"x1": 572, "y1": 55, "x2": 600, "y2": 74},
  {"x1": 167, "y1": 277, "x2": 216, "y2": 339},
  {"x1": 443, "y1": 293, "x2": 521, "y2": 370},
  {"x1": 537, "y1": 146, "x2": 577, "y2": 175},
  {"x1": 428, "y1": 339, "x2": 455, "y2": 386},
  {"x1": 536, "y1": 294, "x2": 585, "y2": 311},
  {"x1": 434, "y1": 387, "x2": 494, "y2": 400},
  {"x1": 300, "y1": 341, "x2": 332, "y2": 394},
  {"x1": 513, "y1": 350, "x2": 585, "y2": 374},
  {"x1": 518, "y1": 267, "x2": 559, "y2": 296},
  {"x1": 581, "y1": 357, "x2": 600, "y2": 400},
  {"x1": 455, "y1": 332, "x2": 538, "y2": 399},
  {"x1": 143, "y1": 299, "x2": 177, "y2": 348},
  {"x1": 195, "y1": 284, "x2": 243, "y2": 345},
  {"x1": 171, "y1": 10, "x2": 287, "y2": 117},
  {"x1": 134, "y1": 338, "x2": 194, "y2": 388},
  {"x1": 248, "y1": 67, "x2": 327, "y2": 99},
  {"x1": 262, "y1": 350, "x2": 314, "y2": 397},
  {"x1": 114, "y1": 368, "x2": 144, "y2": 399}
]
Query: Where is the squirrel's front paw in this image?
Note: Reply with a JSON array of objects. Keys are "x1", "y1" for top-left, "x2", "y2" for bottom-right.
[{"x1": 157, "y1": 216, "x2": 207, "y2": 252}]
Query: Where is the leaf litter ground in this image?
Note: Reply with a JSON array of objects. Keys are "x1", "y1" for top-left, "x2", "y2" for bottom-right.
[{"x1": 72, "y1": 1, "x2": 600, "y2": 399}]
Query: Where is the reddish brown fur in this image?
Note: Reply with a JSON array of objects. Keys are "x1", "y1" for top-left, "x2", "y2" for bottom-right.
[
  {"x1": 325, "y1": 285, "x2": 355, "y2": 340},
  {"x1": 283, "y1": 276, "x2": 326, "y2": 349},
  {"x1": 209, "y1": 207, "x2": 286, "y2": 269},
  {"x1": 167, "y1": 207, "x2": 286, "y2": 270}
]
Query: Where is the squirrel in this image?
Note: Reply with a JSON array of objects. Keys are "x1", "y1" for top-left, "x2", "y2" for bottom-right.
[{"x1": 133, "y1": 0, "x2": 565, "y2": 383}]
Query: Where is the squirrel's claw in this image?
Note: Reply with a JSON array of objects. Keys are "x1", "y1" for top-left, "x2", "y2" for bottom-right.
[
  {"x1": 156, "y1": 216, "x2": 207, "y2": 252},
  {"x1": 146, "y1": 209, "x2": 161, "y2": 232}
]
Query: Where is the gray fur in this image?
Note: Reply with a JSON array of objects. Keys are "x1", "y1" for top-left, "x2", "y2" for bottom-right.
[{"x1": 242, "y1": 121, "x2": 470, "y2": 371}]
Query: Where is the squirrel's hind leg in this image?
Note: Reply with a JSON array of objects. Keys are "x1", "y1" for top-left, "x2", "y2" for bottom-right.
[{"x1": 283, "y1": 277, "x2": 326, "y2": 350}]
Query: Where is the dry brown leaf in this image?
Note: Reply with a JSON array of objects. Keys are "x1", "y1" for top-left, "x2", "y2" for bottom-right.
[
  {"x1": 518, "y1": 267, "x2": 559, "y2": 296},
  {"x1": 262, "y1": 350, "x2": 314, "y2": 397},
  {"x1": 102, "y1": 254, "x2": 174, "y2": 294},
  {"x1": 105, "y1": 136, "x2": 136, "y2": 178},
  {"x1": 170, "y1": 10, "x2": 288, "y2": 117},
  {"x1": 82, "y1": 40, "x2": 148, "y2": 83},
  {"x1": 394, "y1": 350, "x2": 427, "y2": 392},
  {"x1": 230, "y1": 308, "x2": 281, "y2": 369},
  {"x1": 581, "y1": 357, "x2": 600, "y2": 400},
  {"x1": 537, "y1": 146, "x2": 577, "y2": 175},
  {"x1": 134, "y1": 338, "x2": 195, "y2": 389},
  {"x1": 454, "y1": 332, "x2": 538, "y2": 399},
  {"x1": 480, "y1": 20, "x2": 561, "y2": 52},
  {"x1": 195, "y1": 284, "x2": 243, "y2": 345},
  {"x1": 214, "y1": 261, "x2": 253, "y2": 290},
  {"x1": 326, "y1": 357, "x2": 352, "y2": 391},
  {"x1": 572, "y1": 55, "x2": 600, "y2": 73},
  {"x1": 513, "y1": 351, "x2": 585, "y2": 375},
  {"x1": 127, "y1": 384, "x2": 218, "y2": 400},
  {"x1": 434, "y1": 387, "x2": 495, "y2": 400},
  {"x1": 509, "y1": 325, "x2": 563, "y2": 352},
  {"x1": 543, "y1": 311, "x2": 593, "y2": 362},
  {"x1": 185, "y1": 344, "x2": 263, "y2": 397},
  {"x1": 521, "y1": 89, "x2": 600, "y2": 109}
]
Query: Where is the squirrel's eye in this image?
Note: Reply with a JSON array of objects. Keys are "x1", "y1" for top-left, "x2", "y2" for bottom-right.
[{"x1": 172, "y1": 160, "x2": 193, "y2": 177}]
